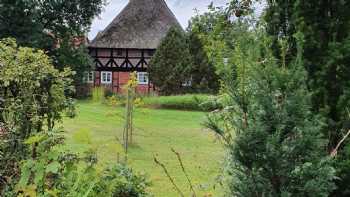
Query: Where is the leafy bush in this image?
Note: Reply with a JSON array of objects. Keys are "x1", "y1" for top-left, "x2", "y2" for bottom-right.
[
  {"x1": 0, "y1": 39, "x2": 150, "y2": 196},
  {"x1": 14, "y1": 131, "x2": 150, "y2": 197},
  {"x1": 142, "y1": 94, "x2": 221, "y2": 111},
  {"x1": 0, "y1": 38, "x2": 75, "y2": 193},
  {"x1": 95, "y1": 165, "x2": 150, "y2": 197}
]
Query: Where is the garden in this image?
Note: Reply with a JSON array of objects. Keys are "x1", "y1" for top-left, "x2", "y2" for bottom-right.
[
  {"x1": 1, "y1": 0, "x2": 350, "y2": 197},
  {"x1": 62, "y1": 100, "x2": 224, "y2": 196}
]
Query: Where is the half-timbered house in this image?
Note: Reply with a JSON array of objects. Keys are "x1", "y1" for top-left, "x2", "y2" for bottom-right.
[{"x1": 88, "y1": 0, "x2": 181, "y2": 94}]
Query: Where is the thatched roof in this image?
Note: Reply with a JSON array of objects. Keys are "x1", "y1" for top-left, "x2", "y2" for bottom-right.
[{"x1": 89, "y1": 0, "x2": 182, "y2": 49}]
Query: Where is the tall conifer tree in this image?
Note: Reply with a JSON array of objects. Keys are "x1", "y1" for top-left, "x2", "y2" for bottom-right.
[
  {"x1": 264, "y1": 1, "x2": 350, "y2": 145},
  {"x1": 263, "y1": 2, "x2": 350, "y2": 195},
  {"x1": 149, "y1": 26, "x2": 192, "y2": 95},
  {"x1": 207, "y1": 32, "x2": 335, "y2": 196}
]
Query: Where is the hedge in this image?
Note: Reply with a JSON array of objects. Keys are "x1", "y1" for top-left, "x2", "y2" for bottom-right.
[{"x1": 142, "y1": 94, "x2": 221, "y2": 111}]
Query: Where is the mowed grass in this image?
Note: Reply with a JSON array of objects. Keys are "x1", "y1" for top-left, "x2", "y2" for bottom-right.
[{"x1": 62, "y1": 101, "x2": 224, "y2": 196}]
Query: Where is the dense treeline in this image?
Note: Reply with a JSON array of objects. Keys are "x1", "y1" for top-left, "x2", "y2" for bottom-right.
[
  {"x1": 191, "y1": 0, "x2": 350, "y2": 196},
  {"x1": 0, "y1": 0, "x2": 105, "y2": 90},
  {"x1": 262, "y1": 1, "x2": 350, "y2": 195},
  {"x1": 149, "y1": 25, "x2": 220, "y2": 95}
]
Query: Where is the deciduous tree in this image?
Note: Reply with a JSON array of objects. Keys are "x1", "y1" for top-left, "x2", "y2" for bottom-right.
[
  {"x1": 0, "y1": 0, "x2": 105, "y2": 89},
  {"x1": 0, "y1": 38, "x2": 74, "y2": 193}
]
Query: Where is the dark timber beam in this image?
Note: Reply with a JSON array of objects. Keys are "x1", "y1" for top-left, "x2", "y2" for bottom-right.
[{"x1": 89, "y1": 48, "x2": 155, "y2": 72}]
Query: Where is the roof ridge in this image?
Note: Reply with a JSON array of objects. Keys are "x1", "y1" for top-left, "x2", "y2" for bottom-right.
[{"x1": 90, "y1": 0, "x2": 182, "y2": 49}]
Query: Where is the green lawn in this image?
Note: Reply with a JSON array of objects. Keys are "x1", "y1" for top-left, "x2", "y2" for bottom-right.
[{"x1": 62, "y1": 101, "x2": 224, "y2": 196}]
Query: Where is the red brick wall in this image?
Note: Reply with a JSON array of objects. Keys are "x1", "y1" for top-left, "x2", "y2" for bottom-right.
[
  {"x1": 112, "y1": 72, "x2": 119, "y2": 93},
  {"x1": 94, "y1": 71, "x2": 100, "y2": 86},
  {"x1": 92, "y1": 71, "x2": 154, "y2": 95},
  {"x1": 118, "y1": 72, "x2": 130, "y2": 85}
]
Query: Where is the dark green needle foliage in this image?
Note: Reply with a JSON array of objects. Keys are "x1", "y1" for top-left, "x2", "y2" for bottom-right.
[
  {"x1": 187, "y1": 32, "x2": 220, "y2": 94},
  {"x1": 149, "y1": 26, "x2": 193, "y2": 95},
  {"x1": 207, "y1": 32, "x2": 335, "y2": 196}
]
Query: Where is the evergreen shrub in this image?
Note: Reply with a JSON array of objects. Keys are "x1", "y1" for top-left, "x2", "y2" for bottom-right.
[{"x1": 207, "y1": 33, "x2": 336, "y2": 196}]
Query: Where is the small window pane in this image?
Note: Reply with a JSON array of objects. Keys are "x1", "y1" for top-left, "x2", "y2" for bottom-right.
[
  {"x1": 85, "y1": 72, "x2": 94, "y2": 83},
  {"x1": 88, "y1": 72, "x2": 94, "y2": 82},
  {"x1": 101, "y1": 72, "x2": 112, "y2": 84},
  {"x1": 137, "y1": 72, "x2": 149, "y2": 85}
]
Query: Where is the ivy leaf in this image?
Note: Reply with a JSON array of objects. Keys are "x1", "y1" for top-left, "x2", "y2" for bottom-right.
[{"x1": 46, "y1": 161, "x2": 61, "y2": 174}]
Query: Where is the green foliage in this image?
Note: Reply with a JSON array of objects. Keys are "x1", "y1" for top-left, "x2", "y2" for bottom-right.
[
  {"x1": 91, "y1": 86, "x2": 105, "y2": 103},
  {"x1": 149, "y1": 26, "x2": 192, "y2": 95},
  {"x1": 0, "y1": 38, "x2": 75, "y2": 194},
  {"x1": 333, "y1": 142, "x2": 350, "y2": 196},
  {"x1": 0, "y1": 0, "x2": 105, "y2": 90},
  {"x1": 15, "y1": 131, "x2": 150, "y2": 197},
  {"x1": 261, "y1": 1, "x2": 350, "y2": 194},
  {"x1": 187, "y1": 4, "x2": 255, "y2": 86},
  {"x1": 95, "y1": 165, "x2": 150, "y2": 197},
  {"x1": 207, "y1": 31, "x2": 336, "y2": 196},
  {"x1": 188, "y1": 4, "x2": 235, "y2": 56},
  {"x1": 54, "y1": 41, "x2": 93, "y2": 87},
  {"x1": 187, "y1": 32, "x2": 220, "y2": 94},
  {"x1": 142, "y1": 94, "x2": 221, "y2": 111}
]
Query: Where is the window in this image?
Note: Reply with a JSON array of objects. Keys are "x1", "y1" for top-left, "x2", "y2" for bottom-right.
[
  {"x1": 182, "y1": 76, "x2": 193, "y2": 87},
  {"x1": 182, "y1": 80, "x2": 192, "y2": 87},
  {"x1": 101, "y1": 71, "x2": 112, "y2": 84},
  {"x1": 137, "y1": 72, "x2": 149, "y2": 85},
  {"x1": 86, "y1": 72, "x2": 94, "y2": 83}
]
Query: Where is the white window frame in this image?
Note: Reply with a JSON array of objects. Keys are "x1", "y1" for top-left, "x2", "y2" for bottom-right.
[
  {"x1": 182, "y1": 76, "x2": 193, "y2": 87},
  {"x1": 86, "y1": 71, "x2": 94, "y2": 83},
  {"x1": 101, "y1": 71, "x2": 112, "y2": 84},
  {"x1": 137, "y1": 72, "x2": 149, "y2": 85}
]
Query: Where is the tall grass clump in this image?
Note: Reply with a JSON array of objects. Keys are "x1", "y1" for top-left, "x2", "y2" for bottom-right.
[{"x1": 91, "y1": 86, "x2": 105, "y2": 103}]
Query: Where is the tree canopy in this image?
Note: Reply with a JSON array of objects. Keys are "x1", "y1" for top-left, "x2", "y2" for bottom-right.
[
  {"x1": 0, "y1": 0, "x2": 105, "y2": 89},
  {"x1": 149, "y1": 26, "x2": 192, "y2": 95},
  {"x1": 199, "y1": 0, "x2": 350, "y2": 196},
  {"x1": 187, "y1": 32, "x2": 219, "y2": 94},
  {"x1": 262, "y1": 2, "x2": 350, "y2": 195},
  {"x1": 0, "y1": 38, "x2": 75, "y2": 192}
]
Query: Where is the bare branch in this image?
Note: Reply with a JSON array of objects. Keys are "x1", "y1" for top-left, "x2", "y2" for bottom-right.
[
  {"x1": 154, "y1": 155, "x2": 185, "y2": 197},
  {"x1": 171, "y1": 148, "x2": 197, "y2": 197},
  {"x1": 331, "y1": 129, "x2": 350, "y2": 157}
]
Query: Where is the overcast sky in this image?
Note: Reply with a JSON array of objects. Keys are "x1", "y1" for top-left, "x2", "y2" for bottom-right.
[{"x1": 89, "y1": 0, "x2": 230, "y2": 40}]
